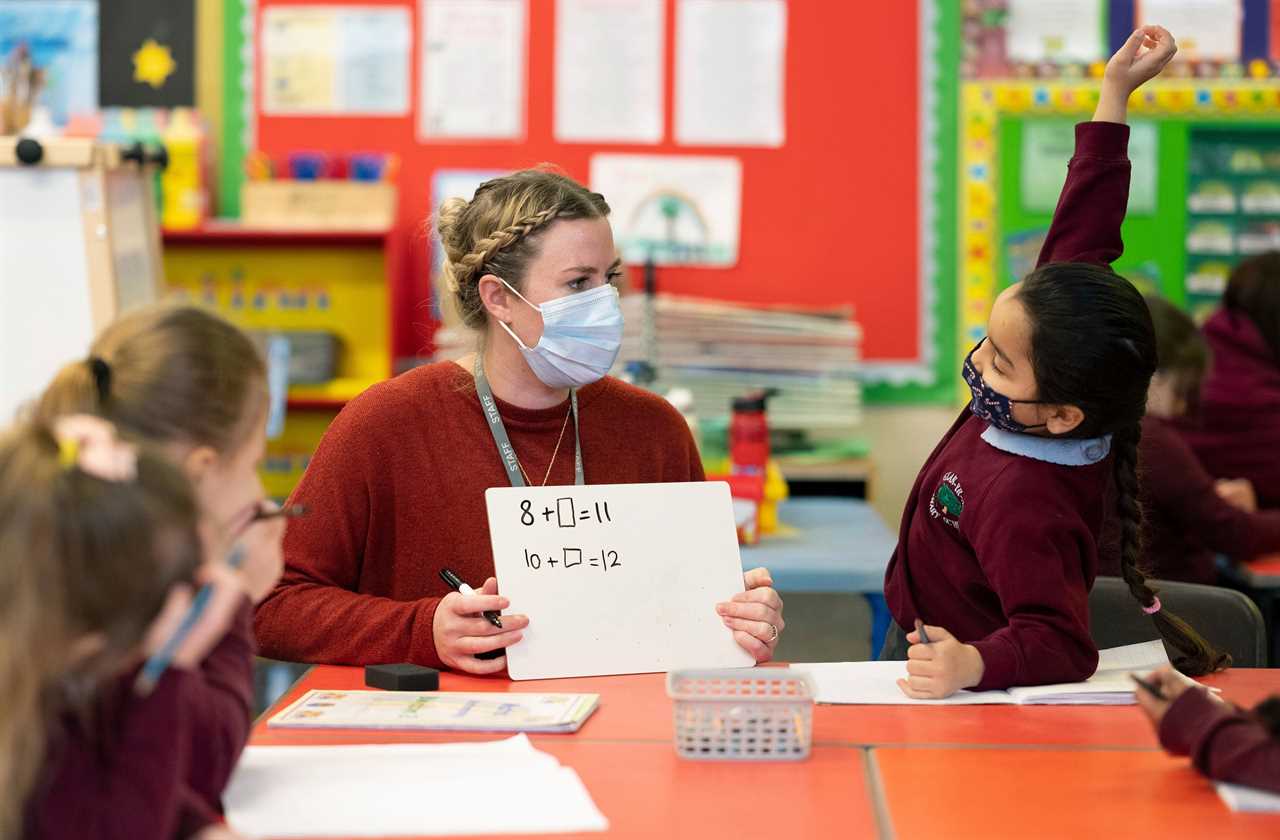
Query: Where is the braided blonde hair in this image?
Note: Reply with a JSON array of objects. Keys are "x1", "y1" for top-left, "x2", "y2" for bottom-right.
[{"x1": 435, "y1": 168, "x2": 610, "y2": 330}]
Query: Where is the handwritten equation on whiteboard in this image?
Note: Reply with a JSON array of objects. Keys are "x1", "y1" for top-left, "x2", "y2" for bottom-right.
[
  {"x1": 517, "y1": 497, "x2": 621, "y2": 573},
  {"x1": 485, "y1": 481, "x2": 754, "y2": 679}
]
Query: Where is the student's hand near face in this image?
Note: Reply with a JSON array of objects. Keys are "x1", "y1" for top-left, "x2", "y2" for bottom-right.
[
  {"x1": 142, "y1": 563, "x2": 245, "y2": 671},
  {"x1": 223, "y1": 500, "x2": 286, "y2": 605},
  {"x1": 433, "y1": 577, "x2": 529, "y2": 675},
  {"x1": 1095, "y1": 26, "x2": 1177, "y2": 123},
  {"x1": 897, "y1": 624, "x2": 985, "y2": 699},
  {"x1": 1134, "y1": 666, "x2": 1199, "y2": 727},
  {"x1": 1215, "y1": 478, "x2": 1258, "y2": 513},
  {"x1": 717, "y1": 567, "x2": 785, "y2": 663}
]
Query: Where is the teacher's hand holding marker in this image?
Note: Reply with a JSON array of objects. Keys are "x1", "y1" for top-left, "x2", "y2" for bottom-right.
[{"x1": 434, "y1": 575, "x2": 530, "y2": 675}]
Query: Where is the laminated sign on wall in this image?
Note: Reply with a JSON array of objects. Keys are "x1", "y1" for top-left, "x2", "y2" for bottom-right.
[{"x1": 589, "y1": 154, "x2": 742, "y2": 267}]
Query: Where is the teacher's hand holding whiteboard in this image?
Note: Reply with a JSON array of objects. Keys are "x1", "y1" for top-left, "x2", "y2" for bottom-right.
[{"x1": 486, "y1": 481, "x2": 756, "y2": 680}]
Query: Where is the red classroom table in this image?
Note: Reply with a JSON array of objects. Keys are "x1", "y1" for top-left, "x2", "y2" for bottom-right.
[
  {"x1": 875, "y1": 747, "x2": 1278, "y2": 839},
  {"x1": 248, "y1": 666, "x2": 1280, "y2": 838},
  {"x1": 253, "y1": 665, "x2": 1280, "y2": 748}
]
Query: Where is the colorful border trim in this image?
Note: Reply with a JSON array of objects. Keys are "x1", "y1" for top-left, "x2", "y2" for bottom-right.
[{"x1": 959, "y1": 79, "x2": 1280, "y2": 362}]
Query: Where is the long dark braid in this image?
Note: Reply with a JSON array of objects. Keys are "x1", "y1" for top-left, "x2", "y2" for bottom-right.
[
  {"x1": 1019, "y1": 264, "x2": 1229, "y2": 677},
  {"x1": 1111, "y1": 422, "x2": 1230, "y2": 675}
]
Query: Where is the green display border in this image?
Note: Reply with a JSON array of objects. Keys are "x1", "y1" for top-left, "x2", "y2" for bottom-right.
[
  {"x1": 862, "y1": 0, "x2": 959, "y2": 406},
  {"x1": 219, "y1": 0, "x2": 249, "y2": 218}
]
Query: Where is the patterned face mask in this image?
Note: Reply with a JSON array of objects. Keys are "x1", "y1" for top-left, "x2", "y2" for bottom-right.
[{"x1": 962, "y1": 340, "x2": 1047, "y2": 434}]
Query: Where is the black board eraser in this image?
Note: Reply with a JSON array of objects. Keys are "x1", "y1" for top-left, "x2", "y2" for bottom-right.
[{"x1": 364, "y1": 663, "x2": 440, "y2": 691}]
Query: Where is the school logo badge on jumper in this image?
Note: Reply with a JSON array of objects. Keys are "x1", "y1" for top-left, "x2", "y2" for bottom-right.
[{"x1": 929, "y1": 471, "x2": 965, "y2": 529}]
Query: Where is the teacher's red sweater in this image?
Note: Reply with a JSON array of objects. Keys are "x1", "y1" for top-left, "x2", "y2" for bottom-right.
[{"x1": 254, "y1": 363, "x2": 704, "y2": 666}]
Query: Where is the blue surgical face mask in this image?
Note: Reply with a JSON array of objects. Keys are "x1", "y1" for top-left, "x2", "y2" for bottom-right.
[
  {"x1": 497, "y1": 279, "x2": 624, "y2": 389},
  {"x1": 962, "y1": 340, "x2": 1047, "y2": 434}
]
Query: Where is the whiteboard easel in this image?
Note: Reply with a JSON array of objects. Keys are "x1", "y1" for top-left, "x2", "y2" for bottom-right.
[{"x1": 0, "y1": 138, "x2": 163, "y2": 423}]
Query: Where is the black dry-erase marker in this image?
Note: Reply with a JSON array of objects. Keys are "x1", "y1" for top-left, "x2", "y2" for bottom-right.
[
  {"x1": 252, "y1": 503, "x2": 308, "y2": 522},
  {"x1": 439, "y1": 568, "x2": 503, "y2": 629},
  {"x1": 1130, "y1": 673, "x2": 1167, "y2": 701}
]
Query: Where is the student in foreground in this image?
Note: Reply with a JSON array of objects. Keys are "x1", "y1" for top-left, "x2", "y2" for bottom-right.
[
  {"x1": 882, "y1": 27, "x2": 1229, "y2": 699},
  {"x1": 35, "y1": 305, "x2": 286, "y2": 820},
  {"x1": 1179, "y1": 253, "x2": 1280, "y2": 508},
  {"x1": 3, "y1": 418, "x2": 245, "y2": 839},
  {"x1": 1100, "y1": 296, "x2": 1280, "y2": 583},
  {"x1": 254, "y1": 167, "x2": 784, "y2": 672},
  {"x1": 1136, "y1": 667, "x2": 1280, "y2": 795}
]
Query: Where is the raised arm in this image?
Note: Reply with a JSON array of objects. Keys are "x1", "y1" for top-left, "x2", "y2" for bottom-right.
[{"x1": 1037, "y1": 26, "x2": 1177, "y2": 268}]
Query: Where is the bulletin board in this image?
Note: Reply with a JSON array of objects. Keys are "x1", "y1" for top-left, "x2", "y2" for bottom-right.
[
  {"x1": 956, "y1": 0, "x2": 1280, "y2": 390},
  {"x1": 220, "y1": 0, "x2": 958, "y2": 404}
]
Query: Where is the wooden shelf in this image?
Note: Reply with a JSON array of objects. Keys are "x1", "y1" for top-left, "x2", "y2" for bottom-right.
[
  {"x1": 285, "y1": 378, "x2": 380, "y2": 411},
  {"x1": 162, "y1": 221, "x2": 389, "y2": 247}
]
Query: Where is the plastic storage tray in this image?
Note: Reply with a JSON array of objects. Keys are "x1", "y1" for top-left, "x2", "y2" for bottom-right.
[{"x1": 666, "y1": 668, "x2": 815, "y2": 761}]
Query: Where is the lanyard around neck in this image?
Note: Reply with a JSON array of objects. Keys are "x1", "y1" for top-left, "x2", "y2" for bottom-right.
[{"x1": 474, "y1": 356, "x2": 583, "y2": 487}]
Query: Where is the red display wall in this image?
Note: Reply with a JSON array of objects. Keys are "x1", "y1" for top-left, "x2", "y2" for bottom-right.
[{"x1": 255, "y1": 0, "x2": 920, "y2": 364}]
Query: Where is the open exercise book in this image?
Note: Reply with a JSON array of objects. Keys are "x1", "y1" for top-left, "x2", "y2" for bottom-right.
[
  {"x1": 1217, "y1": 782, "x2": 1280, "y2": 813},
  {"x1": 793, "y1": 640, "x2": 1173, "y2": 705},
  {"x1": 268, "y1": 689, "x2": 600, "y2": 732}
]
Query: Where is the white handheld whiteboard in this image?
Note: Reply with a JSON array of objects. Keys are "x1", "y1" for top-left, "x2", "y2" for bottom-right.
[{"x1": 486, "y1": 481, "x2": 756, "y2": 680}]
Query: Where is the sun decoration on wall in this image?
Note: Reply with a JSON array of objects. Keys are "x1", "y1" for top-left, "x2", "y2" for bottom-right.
[{"x1": 132, "y1": 38, "x2": 176, "y2": 89}]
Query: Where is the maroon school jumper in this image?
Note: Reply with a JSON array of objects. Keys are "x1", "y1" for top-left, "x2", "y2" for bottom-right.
[
  {"x1": 1180, "y1": 308, "x2": 1280, "y2": 509},
  {"x1": 1112, "y1": 416, "x2": 1280, "y2": 583},
  {"x1": 25, "y1": 601, "x2": 254, "y2": 838},
  {"x1": 883, "y1": 121, "x2": 1132, "y2": 690},
  {"x1": 1161, "y1": 687, "x2": 1280, "y2": 794},
  {"x1": 254, "y1": 363, "x2": 704, "y2": 666},
  {"x1": 25, "y1": 671, "x2": 220, "y2": 839}
]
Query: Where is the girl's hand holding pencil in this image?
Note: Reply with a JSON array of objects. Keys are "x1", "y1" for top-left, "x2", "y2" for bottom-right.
[{"x1": 137, "y1": 562, "x2": 245, "y2": 694}]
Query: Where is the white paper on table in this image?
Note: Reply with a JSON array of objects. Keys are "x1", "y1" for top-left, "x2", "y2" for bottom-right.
[
  {"x1": 555, "y1": 0, "x2": 663, "y2": 144},
  {"x1": 589, "y1": 153, "x2": 741, "y2": 266},
  {"x1": 1137, "y1": 0, "x2": 1242, "y2": 62},
  {"x1": 1217, "y1": 782, "x2": 1280, "y2": 813},
  {"x1": 262, "y1": 6, "x2": 410, "y2": 115},
  {"x1": 793, "y1": 640, "x2": 1174, "y2": 706},
  {"x1": 674, "y1": 0, "x2": 786, "y2": 147},
  {"x1": 419, "y1": 0, "x2": 526, "y2": 140},
  {"x1": 1005, "y1": 0, "x2": 1105, "y2": 64},
  {"x1": 224, "y1": 735, "x2": 609, "y2": 838}
]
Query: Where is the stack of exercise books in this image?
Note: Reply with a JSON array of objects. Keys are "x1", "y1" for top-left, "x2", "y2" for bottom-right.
[{"x1": 618, "y1": 293, "x2": 863, "y2": 440}]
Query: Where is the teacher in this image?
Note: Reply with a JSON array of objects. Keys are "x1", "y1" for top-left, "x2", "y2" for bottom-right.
[{"x1": 254, "y1": 168, "x2": 785, "y2": 674}]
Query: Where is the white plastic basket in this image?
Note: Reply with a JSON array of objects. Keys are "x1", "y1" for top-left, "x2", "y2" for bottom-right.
[{"x1": 665, "y1": 668, "x2": 816, "y2": 761}]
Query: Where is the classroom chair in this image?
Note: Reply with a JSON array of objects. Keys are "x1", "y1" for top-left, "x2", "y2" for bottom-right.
[{"x1": 1088, "y1": 576, "x2": 1268, "y2": 667}]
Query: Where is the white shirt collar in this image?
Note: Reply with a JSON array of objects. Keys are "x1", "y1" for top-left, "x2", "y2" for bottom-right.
[{"x1": 980, "y1": 424, "x2": 1112, "y2": 466}]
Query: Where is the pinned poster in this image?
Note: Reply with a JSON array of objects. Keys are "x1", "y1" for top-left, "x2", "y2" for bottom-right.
[
  {"x1": 98, "y1": 0, "x2": 194, "y2": 107},
  {"x1": 554, "y1": 0, "x2": 664, "y2": 144},
  {"x1": 262, "y1": 6, "x2": 410, "y2": 115},
  {"x1": 1021, "y1": 120, "x2": 1159, "y2": 214},
  {"x1": 419, "y1": 0, "x2": 526, "y2": 141},
  {"x1": 590, "y1": 154, "x2": 742, "y2": 267},
  {"x1": 1005, "y1": 0, "x2": 1105, "y2": 64},
  {"x1": 1137, "y1": 0, "x2": 1242, "y2": 62},
  {"x1": 674, "y1": 0, "x2": 786, "y2": 147},
  {"x1": 0, "y1": 1, "x2": 97, "y2": 127}
]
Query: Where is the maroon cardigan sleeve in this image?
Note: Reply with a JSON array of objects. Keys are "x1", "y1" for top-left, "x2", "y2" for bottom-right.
[
  {"x1": 1037, "y1": 122, "x2": 1132, "y2": 269},
  {"x1": 1160, "y1": 688, "x2": 1280, "y2": 794},
  {"x1": 30, "y1": 671, "x2": 212, "y2": 840},
  {"x1": 186, "y1": 596, "x2": 256, "y2": 813},
  {"x1": 964, "y1": 463, "x2": 1100, "y2": 690}
]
